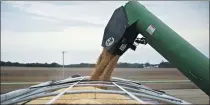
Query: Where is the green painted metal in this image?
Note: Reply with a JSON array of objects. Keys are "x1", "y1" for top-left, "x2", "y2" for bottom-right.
[{"x1": 124, "y1": 1, "x2": 209, "y2": 96}]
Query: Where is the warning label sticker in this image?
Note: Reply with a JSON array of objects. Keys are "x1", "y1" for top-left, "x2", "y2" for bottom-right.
[
  {"x1": 119, "y1": 44, "x2": 127, "y2": 51},
  {"x1": 146, "y1": 24, "x2": 156, "y2": 35}
]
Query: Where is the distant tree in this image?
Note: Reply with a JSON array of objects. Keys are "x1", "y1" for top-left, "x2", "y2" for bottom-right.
[
  {"x1": 158, "y1": 61, "x2": 175, "y2": 68},
  {"x1": 50, "y1": 62, "x2": 60, "y2": 67},
  {"x1": 1, "y1": 60, "x2": 174, "y2": 68},
  {"x1": 145, "y1": 62, "x2": 150, "y2": 67}
]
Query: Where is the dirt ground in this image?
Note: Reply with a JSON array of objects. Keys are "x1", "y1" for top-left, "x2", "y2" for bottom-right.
[
  {"x1": 162, "y1": 89, "x2": 209, "y2": 104},
  {"x1": 1, "y1": 67, "x2": 196, "y2": 92},
  {"x1": 1, "y1": 67, "x2": 209, "y2": 104},
  {"x1": 1, "y1": 67, "x2": 189, "y2": 82}
]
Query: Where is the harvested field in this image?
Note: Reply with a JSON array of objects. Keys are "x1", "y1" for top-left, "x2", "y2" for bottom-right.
[
  {"x1": 1, "y1": 67, "x2": 189, "y2": 82},
  {"x1": 162, "y1": 89, "x2": 209, "y2": 104},
  {"x1": 1, "y1": 67, "x2": 195, "y2": 93},
  {"x1": 1, "y1": 67, "x2": 197, "y2": 93},
  {"x1": 1, "y1": 67, "x2": 209, "y2": 104}
]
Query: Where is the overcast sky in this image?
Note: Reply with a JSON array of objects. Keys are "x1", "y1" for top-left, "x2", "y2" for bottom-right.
[{"x1": 1, "y1": 1, "x2": 209, "y2": 64}]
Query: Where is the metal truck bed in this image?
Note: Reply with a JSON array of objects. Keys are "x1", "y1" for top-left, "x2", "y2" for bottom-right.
[{"x1": 1, "y1": 76, "x2": 191, "y2": 104}]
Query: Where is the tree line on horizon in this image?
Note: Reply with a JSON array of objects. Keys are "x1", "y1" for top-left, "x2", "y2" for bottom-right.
[{"x1": 0, "y1": 61, "x2": 176, "y2": 68}]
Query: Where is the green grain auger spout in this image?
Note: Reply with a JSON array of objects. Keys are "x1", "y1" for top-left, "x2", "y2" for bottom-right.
[{"x1": 102, "y1": 1, "x2": 209, "y2": 96}]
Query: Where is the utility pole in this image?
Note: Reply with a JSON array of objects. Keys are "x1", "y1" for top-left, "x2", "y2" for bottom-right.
[{"x1": 62, "y1": 51, "x2": 67, "y2": 79}]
